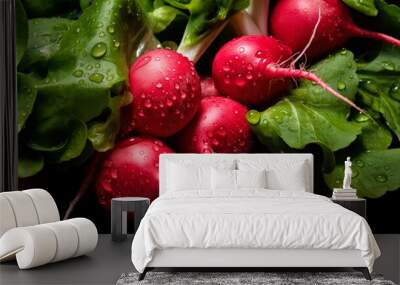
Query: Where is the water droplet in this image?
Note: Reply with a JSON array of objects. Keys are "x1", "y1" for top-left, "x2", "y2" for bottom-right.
[
  {"x1": 246, "y1": 110, "x2": 260, "y2": 125},
  {"x1": 174, "y1": 83, "x2": 180, "y2": 90},
  {"x1": 375, "y1": 174, "x2": 388, "y2": 183},
  {"x1": 99, "y1": 31, "x2": 105, "y2": 38},
  {"x1": 246, "y1": 63, "x2": 253, "y2": 71},
  {"x1": 144, "y1": 99, "x2": 152, "y2": 108},
  {"x1": 239, "y1": 47, "x2": 245, "y2": 53},
  {"x1": 340, "y1": 49, "x2": 347, "y2": 55},
  {"x1": 113, "y1": 40, "x2": 120, "y2": 48},
  {"x1": 89, "y1": 72, "x2": 104, "y2": 83},
  {"x1": 390, "y1": 82, "x2": 400, "y2": 100},
  {"x1": 107, "y1": 25, "x2": 115, "y2": 34},
  {"x1": 255, "y1": 50, "x2": 266, "y2": 58},
  {"x1": 246, "y1": 73, "x2": 253, "y2": 80},
  {"x1": 235, "y1": 77, "x2": 246, "y2": 87},
  {"x1": 354, "y1": 113, "x2": 369, "y2": 123},
  {"x1": 337, "y1": 82, "x2": 346, "y2": 90},
  {"x1": 382, "y1": 61, "x2": 395, "y2": 71},
  {"x1": 156, "y1": 82, "x2": 163, "y2": 89},
  {"x1": 223, "y1": 65, "x2": 230, "y2": 72},
  {"x1": 72, "y1": 69, "x2": 84, "y2": 77},
  {"x1": 91, "y1": 42, "x2": 107, "y2": 58},
  {"x1": 361, "y1": 80, "x2": 378, "y2": 94},
  {"x1": 181, "y1": 92, "x2": 187, "y2": 99},
  {"x1": 166, "y1": 99, "x2": 173, "y2": 107}
]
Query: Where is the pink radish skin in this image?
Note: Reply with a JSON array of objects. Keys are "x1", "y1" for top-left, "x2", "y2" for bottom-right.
[
  {"x1": 129, "y1": 49, "x2": 201, "y2": 138},
  {"x1": 174, "y1": 96, "x2": 253, "y2": 153},
  {"x1": 212, "y1": 35, "x2": 364, "y2": 112},
  {"x1": 271, "y1": 0, "x2": 400, "y2": 60},
  {"x1": 96, "y1": 137, "x2": 174, "y2": 209},
  {"x1": 200, "y1": 77, "x2": 220, "y2": 98}
]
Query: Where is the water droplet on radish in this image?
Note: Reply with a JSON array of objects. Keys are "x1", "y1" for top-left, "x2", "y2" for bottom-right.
[
  {"x1": 255, "y1": 50, "x2": 266, "y2": 58},
  {"x1": 181, "y1": 92, "x2": 187, "y2": 99},
  {"x1": 166, "y1": 99, "x2": 173, "y2": 106},
  {"x1": 144, "y1": 99, "x2": 152, "y2": 108},
  {"x1": 156, "y1": 82, "x2": 163, "y2": 88},
  {"x1": 246, "y1": 64, "x2": 253, "y2": 71},
  {"x1": 174, "y1": 83, "x2": 180, "y2": 90},
  {"x1": 239, "y1": 47, "x2": 245, "y2": 53}
]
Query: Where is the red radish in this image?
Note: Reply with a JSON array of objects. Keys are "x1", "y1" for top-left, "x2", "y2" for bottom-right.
[
  {"x1": 200, "y1": 77, "x2": 220, "y2": 98},
  {"x1": 212, "y1": 35, "x2": 364, "y2": 112},
  {"x1": 270, "y1": 0, "x2": 400, "y2": 60},
  {"x1": 129, "y1": 49, "x2": 201, "y2": 137},
  {"x1": 96, "y1": 137, "x2": 174, "y2": 209},
  {"x1": 174, "y1": 96, "x2": 252, "y2": 153}
]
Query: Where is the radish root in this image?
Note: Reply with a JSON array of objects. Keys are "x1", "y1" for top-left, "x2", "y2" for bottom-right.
[
  {"x1": 263, "y1": 61, "x2": 366, "y2": 114},
  {"x1": 64, "y1": 153, "x2": 103, "y2": 219}
]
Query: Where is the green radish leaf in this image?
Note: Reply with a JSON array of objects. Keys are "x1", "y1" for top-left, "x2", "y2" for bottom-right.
[
  {"x1": 27, "y1": 116, "x2": 69, "y2": 151},
  {"x1": 19, "y1": 18, "x2": 75, "y2": 70},
  {"x1": 137, "y1": 0, "x2": 249, "y2": 48},
  {"x1": 341, "y1": 0, "x2": 378, "y2": 16},
  {"x1": 352, "y1": 112, "x2": 392, "y2": 150},
  {"x1": 375, "y1": 0, "x2": 400, "y2": 37},
  {"x1": 21, "y1": 0, "x2": 79, "y2": 18},
  {"x1": 47, "y1": 119, "x2": 87, "y2": 162},
  {"x1": 16, "y1": 0, "x2": 28, "y2": 64},
  {"x1": 28, "y1": 0, "x2": 138, "y2": 150},
  {"x1": 18, "y1": 148, "x2": 44, "y2": 178},
  {"x1": 88, "y1": 91, "x2": 130, "y2": 152},
  {"x1": 357, "y1": 45, "x2": 400, "y2": 139},
  {"x1": 249, "y1": 50, "x2": 361, "y2": 152},
  {"x1": 325, "y1": 149, "x2": 400, "y2": 198},
  {"x1": 17, "y1": 73, "x2": 37, "y2": 132}
]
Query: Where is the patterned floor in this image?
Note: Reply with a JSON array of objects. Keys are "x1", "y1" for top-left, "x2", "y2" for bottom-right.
[{"x1": 117, "y1": 271, "x2": 396, "y2": 285}]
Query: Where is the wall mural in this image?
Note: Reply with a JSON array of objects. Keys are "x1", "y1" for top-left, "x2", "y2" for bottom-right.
[{"x1": 16, "y1": 0, "x2": 400, "y2": 233}]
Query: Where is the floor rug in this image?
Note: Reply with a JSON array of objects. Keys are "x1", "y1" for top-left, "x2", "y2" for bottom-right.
[{"x1": 117, "y1": 271, "x2": 396, "y2": 285}]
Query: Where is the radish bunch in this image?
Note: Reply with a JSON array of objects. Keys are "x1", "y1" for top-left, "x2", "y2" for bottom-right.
[{"x1": 270, "y1": 0, "x2": 400, "y2": 60}]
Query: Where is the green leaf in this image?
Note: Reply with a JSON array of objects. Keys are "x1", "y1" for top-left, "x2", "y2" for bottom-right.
[
  {"x1": 341, "y1": 0, "x2": 378, "y2": 16},
  {"x1": 27, "y1": 116, "x2": 69, "y2": 151},
  {"x1": 352, "y1": 113, "x2": 392, "y2": 150},
  {"x1": 357, "y1": 45, "x2": 400, "y2": 139},
  {"x1": 324, "y1": 149, "x2": 400, "y2": 198},
  {"x1": 137, "y1": 0, "x2": 249, "y2": 48},
  {"x1": 136, "y1": 0, "x2": 185, "y2": 33},
  {"x1": 88, "y1": 91, "x2": 130, "y2": 152},
  {"x1": 18, "y1": 148, "x2": 44, "y2": 178},
  {"x1": 28, "y1": 0, "x2": 137, "y2": 151},
  {"x1": 48, "y1": 119, "x2": 88, "y2": 162},
  {"x1": 19, "y1": 18, "x2": 75, "y2": 70},
  {"x1": 375, "y1": 0, "x2": 400, "y2": 37},
  {"x1": 21, "y1": 0, "x2": 79, "y2": 18},
  {"x1": 249, "y1": 50, "x2": 362, "y2": 152},
  {"x1": 16, "y1": 0, "x2": 28, "y2": 64},
  {"x1": 17, "y1": 73, "x2": 37, "y2": 132}
]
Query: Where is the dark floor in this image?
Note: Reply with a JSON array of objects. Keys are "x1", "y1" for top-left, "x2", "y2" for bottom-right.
[{"x1": 0, "y1": 235, "x2": 399, "y2": 285}]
